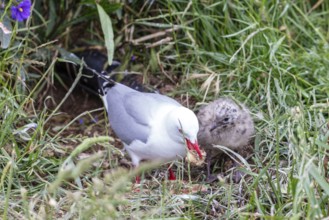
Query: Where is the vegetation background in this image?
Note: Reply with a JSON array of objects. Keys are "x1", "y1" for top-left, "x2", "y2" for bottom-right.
[{"x1": 1, "y1": 0, "x2": 329, "y2": 219}]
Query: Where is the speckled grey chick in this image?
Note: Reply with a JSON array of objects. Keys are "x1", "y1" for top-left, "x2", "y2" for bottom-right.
[{"x1": 197, "y1": 97, "x2": 254, "y2": 181}]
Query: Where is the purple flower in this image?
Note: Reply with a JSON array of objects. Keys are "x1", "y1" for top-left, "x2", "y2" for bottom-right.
[
  {"x1": 11, "y1": 0, "x2": 31, "y2": 22},
  {"x1": 78, "y1": 118, "x2": 84, "y2": 125}
]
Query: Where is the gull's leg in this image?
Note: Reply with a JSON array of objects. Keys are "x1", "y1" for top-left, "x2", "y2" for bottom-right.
[
  {"x1": 168, "y1": 166, "x2": 176, "y2": 181},
  {"x1": 128, "y1": 150, "x2": 142, "y2": 184},
  {"x1": 135, "y1": 175, "x2": 141, "y2": 184}
]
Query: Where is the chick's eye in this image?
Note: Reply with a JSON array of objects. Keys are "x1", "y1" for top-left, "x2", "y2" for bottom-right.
[{"x1": 223, "y1": 117, "x2": 230, "y2": 122}]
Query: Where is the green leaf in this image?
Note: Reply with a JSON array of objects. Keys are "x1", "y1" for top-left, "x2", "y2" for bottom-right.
[
  {"x1": 15, "y1": 65, "x2": 28, "y2": 99},
  {"x1": 309, "y1": 163, "x2": 329, "y2": 196},
  {"x1": 96, "y1": 3, "x2": 114, "y2": 65},
  {"x1": 0, "y1": 15, "x2": 12, "y2": 49},
  {"x1": 46, "y1": 0, "x2": 57, "y2": 36}
]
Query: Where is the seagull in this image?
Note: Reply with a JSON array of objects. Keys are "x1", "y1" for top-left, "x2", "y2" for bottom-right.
[
  {"x1": 97, "y1": 72, "x2": 203, "y2": 183},
  {"x1": 197, "y1": 98, "x2": 254, "y2": 181}
]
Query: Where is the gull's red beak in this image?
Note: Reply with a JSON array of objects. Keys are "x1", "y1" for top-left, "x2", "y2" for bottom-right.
[{"x1": 186, "y1": 139, "x2": 202, "y2": 159}]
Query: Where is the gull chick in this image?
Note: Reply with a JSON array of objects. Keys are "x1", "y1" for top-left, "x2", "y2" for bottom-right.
[
  {"x1": 97, "y1": 73, "x2": 203, "y2": 183},
  {"x1": 197, "y1": 97, "x2": 254, "y2": 181}
]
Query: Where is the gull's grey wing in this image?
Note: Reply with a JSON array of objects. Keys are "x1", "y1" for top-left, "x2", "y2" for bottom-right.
[
  {"x1": 104, "y1": 83, "x2": 180, "y2": 145},
  {"x1": 145, "y1": 93, "x2": 181, "y2": 106},
  {"x1": 124, "y1": 92, "x2": 181, "y2": 126}
]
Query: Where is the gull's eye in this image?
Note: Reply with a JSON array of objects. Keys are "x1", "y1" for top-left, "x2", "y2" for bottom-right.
[{"x1": 178, "y1": 128, "x2": 183, "y2": 133}]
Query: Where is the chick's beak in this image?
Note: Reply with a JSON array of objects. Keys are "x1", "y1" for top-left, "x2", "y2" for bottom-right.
[
  {"x1": 186, "y1": 139, "x2": 202, "y2": 159},
  {"x1": 209, "y1": 122, "x2": 220, "y2": 132}
]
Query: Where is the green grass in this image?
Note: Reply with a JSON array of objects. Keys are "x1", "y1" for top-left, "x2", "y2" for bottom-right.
[{"x1": 1, "y1": 0, "x2": 329, "y2": 219}]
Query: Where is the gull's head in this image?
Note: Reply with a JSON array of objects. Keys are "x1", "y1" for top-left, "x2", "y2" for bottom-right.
[{"x1": 168, "y1": 107, "x2": 202, "y2": 159}]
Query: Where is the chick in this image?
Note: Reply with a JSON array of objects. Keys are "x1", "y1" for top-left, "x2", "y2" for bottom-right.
[{"x1": 197, "y1": 97, "x2": 254, "y2": 181}]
